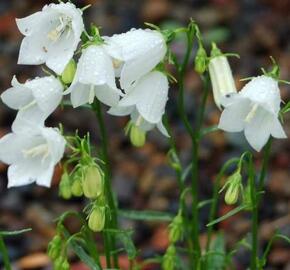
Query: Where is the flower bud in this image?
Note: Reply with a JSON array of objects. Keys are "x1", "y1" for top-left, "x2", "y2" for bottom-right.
[
  {"x1": 71, "y1": 179, "x2": 83, "y2": 197},
  {"x1": 59, "y1": 173, "x2": 72, "y2": 200},
  {"x1": 162, "y1": 245, "x2": 176, "y2": 270},
  {"x1": 221, "y1": 170, "x2": 242, "y2": 205},
  {"x1": 61, "y1": 59, "x2": 76, "y2": 84},
  {"x1": 47, "y1": 235, "x2": 62, "y2": 260},
  {"x1": 88, "y1": 206, "x2": 106, "y2": 232},
  {"x1": 169, "y1": 213, "x2": 184, "y2": 243},
  {"x1": 61, "y1": 259, "x2": 70, "y2": 270},
  {"x1": 82, "y1": 165, "x2": 104, "y2": 199},
  {"x1": 54, "y1": 256, "x2": 65, "y2": 270},
  {"x1": 129, "y1": 124, "x2": 146, "y2": 147},
  {"x1": 209, "y1": 43, "x2": 237, "y2": 110},
  {"x1": 195, "y1": 45, "x2": 207, "y2": 74}
]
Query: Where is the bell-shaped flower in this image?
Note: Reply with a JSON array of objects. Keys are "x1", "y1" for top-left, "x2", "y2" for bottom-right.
[
  {"x1": 108, "y1": 71, "x2": 169, "y2": 137},
  {"x1": 16, "y1": 2, "x2": 84, "y2": 74},
  {"x1": 1, "y1": 76, "x2": 63, "y2": 131},
  {"x1": 0, "y1": 119, "x2": 66, "y2": 187},
  {"x1": 104, "y1": 28, "x2": 167, "y2": 89},
  {"x1": 218, "y1": 75, "x2": 287, "y2": 151},
  {"x1": 64, "y1": 45, "x2": 122, "y2": 108}
]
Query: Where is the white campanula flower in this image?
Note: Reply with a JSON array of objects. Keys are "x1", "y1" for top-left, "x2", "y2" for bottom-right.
[
  {"x1": 104, "y1": 28, "x2": 167, "y2": 90},
  {"x1": 0, "y1": 119, "x2": 66, "y2": 187},
  {"x1": 108, "y1": 71, "x2": 169, "y2": 136},
  {"x1": 209, "y1": 55, "x2": 237, "y2": 110},
  {"x1": 218, "y1": 75, "x2": 287, "y2": 151},
  {"x1": 64, "y1": 45, "x2": 122, "y2": 107},
  {"x1": 1, "y1": 76, "x2": 63, "y2": 131},
  {"x1": 16, "y1": 2, "x2": 84, "y2": 74}
]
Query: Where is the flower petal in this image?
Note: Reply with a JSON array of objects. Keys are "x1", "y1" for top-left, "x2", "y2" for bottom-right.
[
  {"x1": 271, "y1": 118, "x2": 287, "y2": 139},
  {"x1": 108, "y1": 105, "x2": 134, "y2": 116},
  {"x1": 16, "y1": 11, "x2": 44, "y2": 36},
  {"x1": 157, "y1": 120, "x2": 170, "y2": 137},
  {"x1": 70, "y1": 83, "x2": 91, "y2": 108},
  {"x1": 95, "y1": 85, "x2": 120, "y2": 107}
]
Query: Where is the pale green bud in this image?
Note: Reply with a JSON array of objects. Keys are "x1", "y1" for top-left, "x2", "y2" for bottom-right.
[
  {"x1": 195, "y1": 45, "x2": 207, "y2": 74},
  {"x1": 59, "y1": 173, "x2": 72, "y2": 200},
  {"x1": 71, "y1": 179, "x2": 83, "y2": 197},
  {"x1": 88, "y1": 206, "x2": 106, "y2": 232},
  {"x1": 222, "y1": 170, "x2": 242, "y2": 205},
  {"x1": 47, "y1": 235, "x2": 62, "y2": 260},
  {"x1": 61, "y1": 59, "x2": 76, "y2": 84},
  {"x1": 61, "y1": 259, "x2": 70, "y2": 270},
  {"x1": 162, "y1": 245, "x2": 176, "y2": 270},
  {"x1": 54, "y1": 257, "x2": 65, "y2": 270},
  {"x1": 82, "y1": 165, "x2": 104, "y2": 199},
  {"x1": 169, "y1": 213, "x2": 184, "y2": 243},
  {"x1": 129, "y1": 124, "x2": 146, "y2": 147}
]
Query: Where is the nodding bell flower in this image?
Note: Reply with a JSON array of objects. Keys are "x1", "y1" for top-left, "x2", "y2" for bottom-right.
[
  {"x1": 104, "y1": 28, "x2": 167, "y2": 89},
  {"x1": 218, "y1": 75, "x2": 287, "y2": 151},
  {"x1": 108, "y1": 71, "x2": 169, "y2": 137},
  {"x1": 1, "y1": 76, "x2": 63, "y2": 131},
  {"x1": 16, "y1": 2, "x2": 84, "y2": 74},
  {"x1": 64, "y1": 45, "x2": 122, "y2": 107},
  {"x1": 0, "y1": 119, "x2": 66, "y2": 187},
  {"x1": 209, "y1": 43, "x2": 237, "y2": 110}
]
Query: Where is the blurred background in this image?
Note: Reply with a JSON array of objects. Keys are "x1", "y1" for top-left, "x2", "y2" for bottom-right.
[{"x1": 0, "y1": 0, "x2": 290, "y2": 269}]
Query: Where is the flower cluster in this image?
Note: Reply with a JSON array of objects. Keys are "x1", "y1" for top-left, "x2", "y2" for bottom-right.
[{"x1": 0, "y1": 2, "x2": 170, "y2": 188}]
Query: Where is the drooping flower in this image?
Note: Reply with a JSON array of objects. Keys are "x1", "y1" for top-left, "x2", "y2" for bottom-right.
[
  {"x1": 64, "y1": 45, "x2": 122, "y2": 107},
  {"x1": 16, "y1": 2, "x2": 84, "y2": 74},
  {"x1": 208, "y1": 43, "x2": 237, "y2": 110},
  {"x1": 218, "y1": 75, "x2": 287, "y2": 151},
  {"x1": 104, "y1": 28, "x2": 167, "y2": 89},
  {"x1": 1, "y1": 76, "x2": 63, "y2": 131},
  {"x1": 108, "y1": 71, "x2": 169, "y2": 137},
  {"x1": 0, "y1": 119, "x2": 66, "y2": 187}
]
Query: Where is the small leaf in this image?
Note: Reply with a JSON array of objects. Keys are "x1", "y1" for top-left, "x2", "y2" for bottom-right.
[
  {"x1": 119, "y1": 210, "x2": 174, "y2": 222},
  {"x1": 198, "y1": 199, "x2": 213, "y2": 209},
  {"x1": 181, "y1": 164, "x2": 192, "y2": 183},
  {"x1": 200, "y1": 125, "x2": 219, "y2": 138},
  {"x1": 207, "y1": 205, "x2": 246, "y2": 227},
  {"x1": 0, "y1": 228, "x2": 32, "y2": 237},
  {"x1": 116, "y1": 232, "x2": 137, "y2": 260}
]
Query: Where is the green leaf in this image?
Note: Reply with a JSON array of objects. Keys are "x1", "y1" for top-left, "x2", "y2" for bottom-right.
[
  {"x1": 198, "y1": 199, "x2": 213, "y2": 209},
  {"x1": 181, "y1": 164, "x2": 192, "y2": 182},
  {"x1": 200, "y1": 125, "x2": 219, "y2": 138},
  {"x1": 207, "y1": 205, "x2": 246, "y2": 227},
  {"x1": 116, "y1": 232, "x2": 137, "y2": 260},
  {"x1": 206, "y1": 233, "x2": 226, "y2": 270},
  {"x1": 119, "y1": 210, "x2": 174, "y2": 222},
  {"x1": 0, "y1": 228, "x2": 32, "y2": 237}
]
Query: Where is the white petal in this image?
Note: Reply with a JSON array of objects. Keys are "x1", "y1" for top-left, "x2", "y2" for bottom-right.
[
  {"x1": 1, "y1": 77, "x2": 33, "y2": 109},
  {"x1": 35, "y1": 163, "x2": 55, "y2": 187},
  {"x1": 218, "y1": 98, "x2": 251, "y2": 132},
  {"x1": 244, "y1": 108, "x2": 273, "y2": 151},
  {"x1": 95, "y1": 85, "x2": 120, "y2": 107},
  {"x1": 70, "y1": 83, "x2": 91, "y2": 108},
  {"x1": 120, "y1": 71, "x2": 169, "y2": 124},
  {"x1": 16, "y1": 12, "x2": 44, "y2": 36},
  {"x1": 108, "y1": 105, "x2": 134, "y2": 116},
  {"x1": 26, "y1": 76, "x2": 63, "y2": 115},
  {"x1": 157, "y1": 120, "x2": 170, "y2": 137},
  {"x1": 130, "y1": 110, "x2": 154, "y2": 131},
  {"x1": 271, "y1": 118, "x2": 287, "y2": 139},
  {"x1": 7, "y1": 163, "x2": 35, "y2": 187}
]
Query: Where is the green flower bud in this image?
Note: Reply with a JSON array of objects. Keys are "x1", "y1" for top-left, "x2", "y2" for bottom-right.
[
  {"x1": 169, "y1": 213, "x2": 184, "y2": 243},
  {"x1": 195, "y1": 45, "x2": 207, "y2": 74},
  {"x1": 47, "y1": 235, "x2": 62, "y2": 260},
  {"x1": 221, "y1": 170, "x2": 242, "y2": 205},
  {"x1": 210, "y1": 42, "x2": 222, "y2": 58},
  {"x1": 54, "y1": 256, "x2": 65, "y2": 270},
  {"x1": 59, "y1": 173, "x2": 72, "y2": 200},
  {"x1": 61, "y1": 259, "x2": 70, "y2": 270},
  {"x1": 71, "y1": 179, "x2": 83, "y2": 197},
  {"x1": 88, "y1": 206, "x2": 106, "y2": 232},
  {"x1": 82, "y1": 165, "x2": 104, "y2": 199},
  {"x1": 61, "y1": 59, "x2": 76, "y2": 84},
  {"x1": 162, "y1": 245, "x2": 176, "y2": 270},
  {"x1": 129, "y1": 124, "x2": 146, "y2": 147}
]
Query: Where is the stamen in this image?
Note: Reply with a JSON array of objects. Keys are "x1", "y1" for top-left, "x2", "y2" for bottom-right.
[
  {"x1": 47, "y1": 15, "x2": 71, "y2": 42},
  {"x1": 244, "y1": 103, "x2": 258, "y2": 123},
  {"x1": 113, "y1": 59, "x2": 122, "y2": 69},
  {"x1": 22, "y1": 144, "x2": 50, "y2": 163},
  {"x1": 135, "y1": 115, "x2": 143, "y2": 126},
  {"x1": 88, "y1": 85, "x2": 95, "y2": 104}
]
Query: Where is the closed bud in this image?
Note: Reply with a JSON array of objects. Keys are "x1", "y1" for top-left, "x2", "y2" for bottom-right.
[
  {"x1": 209, "y1": 43, "x2": 237, "y2": 110},
  {"x1": 59, "y1": 173, "x2": 72, "y2": 200},
  {"x1": 82, "y1": 165, "x2": 104, "y2": 199},
  {"x1": 221, "y1": 170, "x2": 242, "y2": 205},
  {"x1": 71, "y1": 179, "x2": 83, "y2": 197},
  {"x1": 88, "y1": 206, "x2": 106, "y2": 232},
  {"x1": 54, "y1": 256, "x2": 65, "y2": 270},
  {"x1": 195, "y1": 45, "x2": 207, "y2": 74},
  {"x1": 129, "y1": 124, "x2": 146, "y2": 147},
  {"x1": 47, "y1": 235, "x2": 62, "y2": 260},
  {"x1": 162, "y1": 245, "x2": 176, "y2": 270},
  {"x1": 61, "y1": 59, "x2": 76, "y2": 84},
  {"x1": 61, "y1": 259, "x2": 70, "y2": 270},
  {"x1": 169, "y1": 213, "x2": 183, "y2": 243}
]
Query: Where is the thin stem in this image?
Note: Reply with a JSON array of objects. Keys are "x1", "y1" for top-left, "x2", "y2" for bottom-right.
[
  {"x1": 91, "y1": 100, "x2": 119, "y2": 268},
  {"x1": 248, "y1": 155, "x2": 258, "y2": 270},
  {"x1": 258, "y1": 138, "x2": 272, "y2": 192},
  {"x1": 0, "y1": 236, "x2": 12, "y2": 270}
]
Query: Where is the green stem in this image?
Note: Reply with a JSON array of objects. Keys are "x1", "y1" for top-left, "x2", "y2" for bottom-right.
[
  {"x1": 91, "y1": 100, "x2": 119, "y2": 268},
  {"x1": 258, "y1": 139, "x2": 272, "y2": 192},
  {"x1": 0, "y1": 235, "x2": 12, "y2": 270},
  {"x1": 248, "y1": 155, "x2": 258, "y2": 270}
]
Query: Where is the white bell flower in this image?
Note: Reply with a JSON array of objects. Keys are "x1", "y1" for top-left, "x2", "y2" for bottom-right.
[
  {"x1": 64, "y1": 45, "x2": 122, "y2": 107},
  {"x1": 218, "y1": 75, "x2": 287, "y2": 151},
  {"x1": 209, "y1": 55, "x2": 237, "y2": 110},
  {"x1": 0, "y1": 119, "x2": 66, "y2": 187},
  {"x1": 16, "y1": 2, "x2": 84, "y2": 74},
  {"x1": 1, "y1": 76, "x2": 63, "y2": 131},
  {"x1": 108, "y1": 71, "x2": 169, "y2": 136},
  {"x1": 104, "y1": 28, "x2": 167, "y2": 89}
]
